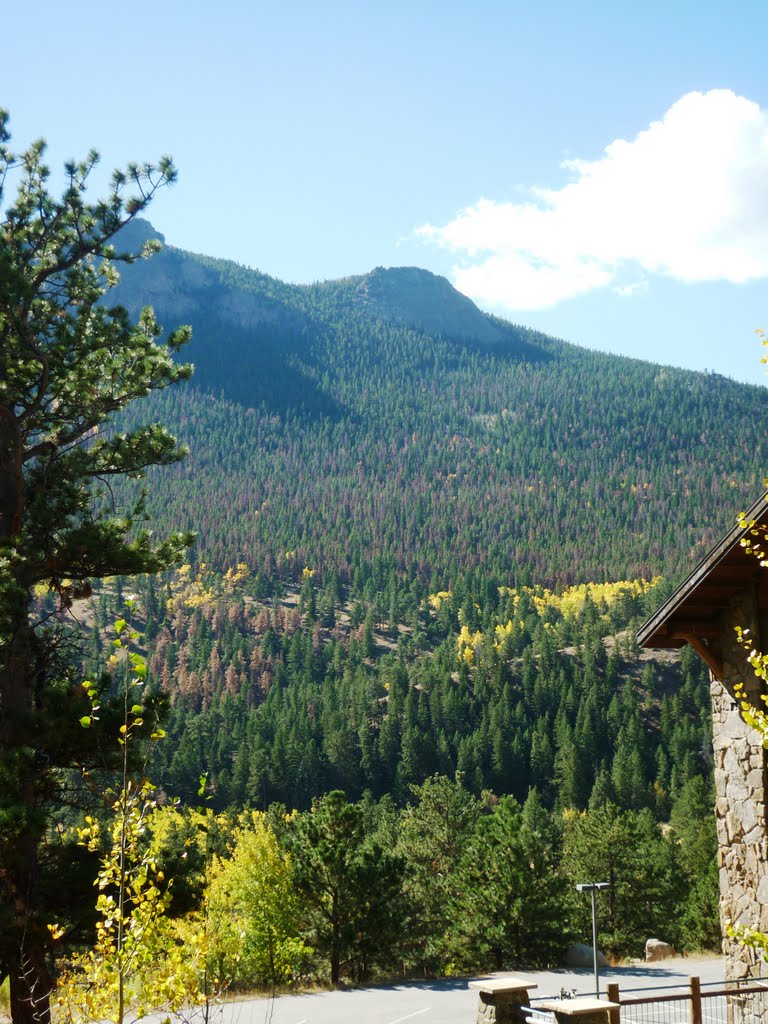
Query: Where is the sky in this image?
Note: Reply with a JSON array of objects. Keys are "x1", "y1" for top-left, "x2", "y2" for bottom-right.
[{"x1": 4, "y1": 0, "x2": 768, "y2": 384}]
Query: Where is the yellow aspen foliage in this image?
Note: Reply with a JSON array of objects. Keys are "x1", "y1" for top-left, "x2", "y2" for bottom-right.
[
  {"x1": 492, "y1": 619, "x2": 525, "y2": 652},
  {"x1": 205, "y1": 811, "x2": 311, "y2": 988},
  {"x1": 428, "y1": 590, "x2": 452, "y2": 610},
  {"x1": 54, "y1": 786, "x2": 210, "y2": 1024},
  {"x1": 733, "y1": 630, "x2": 768, "y2": 747},
  {"x1": 498, "y1": 579, "x2": 660, "y2": 621},
  {"x1": 733, "y1": 517, "x2": 768, "y2": 748},
  {"x1": 223, "y1": 562, "x2": 250, "y2": 590},
  {"x1": 457, "y1": 625, "x2": 483, "y2": 666},
  {"x1": 493, "y1": 620, "x2": 515, "y2": 648},
  {"x1": 166, "y1": 565, "x2": 216, "y2": 612},
  {"x1": 55, "y1": 616, "x2": 213, "y2": 1024}
]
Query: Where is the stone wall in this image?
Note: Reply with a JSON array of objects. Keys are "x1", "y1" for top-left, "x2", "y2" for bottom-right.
[{"x1": 713, "y1": 583, "x2": 768, "y2": 986}]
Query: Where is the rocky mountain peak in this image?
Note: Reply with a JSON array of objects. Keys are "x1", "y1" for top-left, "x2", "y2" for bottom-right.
[
  {"x1": 114, "y1": 217, "x2": 166, "y2": 250},
  {"x1": 352, "y1": 266, "x2": 503, "y2": 345}
]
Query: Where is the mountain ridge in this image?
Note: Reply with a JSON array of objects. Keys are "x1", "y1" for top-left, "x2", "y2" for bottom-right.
[
  {"x1": 322, "y1": 264, "x2": 506, "y2": 345},
  {"x1": 109, "y1": 219, "x2": 768, "y2": 590},
  {"x1": 115, "y1": 220, "x2": 540, "y2": 352}
]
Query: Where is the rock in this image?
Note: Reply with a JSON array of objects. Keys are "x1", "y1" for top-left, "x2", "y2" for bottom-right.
[
  {"x1": 645, "y1": 938, "x2": 675, "y2": 961},
  {"x1": 564, "y1": 943, "x2": 608, "y2": 968},
  {"x1": 352, "y1": 266, "x2": 505, "y2": 346}
]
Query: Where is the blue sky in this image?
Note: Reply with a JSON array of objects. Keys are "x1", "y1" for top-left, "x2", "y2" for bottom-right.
[{"x1": 4, "y1": 1, "x2": 768, "y2": 383}]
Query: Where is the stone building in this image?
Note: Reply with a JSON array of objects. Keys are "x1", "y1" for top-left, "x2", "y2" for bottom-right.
[{"x1": 638, "y1": 492, "x2": 768, "y2": 980}]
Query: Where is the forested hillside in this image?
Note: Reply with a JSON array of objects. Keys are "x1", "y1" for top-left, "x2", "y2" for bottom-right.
[
  {"x1": 67, "y1": 565, "x2": 719, "y2": 976},
  {"x1": 110, "y1": 220, "x2": 768, "y2": 589},
  {"x1": 83, "y1": 570, "x2": 707, "y2": 816},
  {"x1": 61, "y1": 221, "x2": 764, "y2": 979}
]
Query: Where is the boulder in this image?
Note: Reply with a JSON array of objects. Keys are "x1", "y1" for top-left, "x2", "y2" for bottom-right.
[
  {"x1": 645, "y1": 938, "x2": 675, "y2": 961},
  {"x1": 564, "y1": 943, "x2": 608, "y2": 968}
]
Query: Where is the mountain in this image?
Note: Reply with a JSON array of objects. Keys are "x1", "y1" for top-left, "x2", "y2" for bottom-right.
[
  {"x1": 95, "y1": 222, "x2": 732, "y2": 832},
  {"x1": 321, "y1": 265, "x2": 507, "y2": 345},
  {"x1": 111, "y1": 219, "x2": 768, "y2": 589}
]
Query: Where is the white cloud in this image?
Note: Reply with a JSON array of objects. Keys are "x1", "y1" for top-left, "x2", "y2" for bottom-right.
[
  {"x1": 613, "y1": 279, "x2": 649, "y2": 299},
  {"x1": 416, "y1": 90, "x2": 768, "y2": 311}
]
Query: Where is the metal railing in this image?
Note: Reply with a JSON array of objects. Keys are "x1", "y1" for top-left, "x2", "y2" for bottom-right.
[
  {"x1": 521, "y1": 1007, "x2": 556, "y2": 1024},
  {"x1": 606, "y1": 974, "x2": 768, "y2": 1024}
]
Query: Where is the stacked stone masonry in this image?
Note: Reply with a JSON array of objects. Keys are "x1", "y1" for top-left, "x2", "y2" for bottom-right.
[
  {"x1": 712, "y1": 585, "x2": 768, "y2": 1023},
  {"x1": 468, "y1": 979, "x2": 533, "y2": 1024}
]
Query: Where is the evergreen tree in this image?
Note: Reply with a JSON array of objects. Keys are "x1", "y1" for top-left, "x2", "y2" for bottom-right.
[
  {"x1": 286, "y1": 791, "x2": 404, "y2": 983},
  {"x1": 0, "y1": 112, "x2": 191, "y2": 1023},
  {"x1": 563, "y1": 803, "x2": 683, "y2": 957},
  {"x1": 396, "y1": 774, "x2": 484, "y2": 971},
  {"x1": 452, "y1": 795, "x2": 567, "y2": 970}
]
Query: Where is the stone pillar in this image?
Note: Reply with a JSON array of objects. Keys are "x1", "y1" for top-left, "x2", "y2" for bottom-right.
[
  {"x1": 712, "y1": 586, "x2": 768, "y2": 984},
  {"x1": 467, "y1": 978, "x2": 535, "y2": 1023}
]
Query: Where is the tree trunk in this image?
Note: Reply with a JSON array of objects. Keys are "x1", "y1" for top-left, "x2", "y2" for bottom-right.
[
  {"x1": 0, "y1": 607, "x2": 52, "y2": 1024},
  {"x1": 8, "y1": 946, "x2": 52, "y2": 1024},
  {"x1": 0, "y1": 405, "x2": 24, "y2": 540}
]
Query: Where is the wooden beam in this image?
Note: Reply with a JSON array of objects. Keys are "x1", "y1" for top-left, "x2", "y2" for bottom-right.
[
  {"x1": 640, "y1": 638, "x2": 687, "y2": 651},
  {"x1": 682, "y1": 634, "x2": 723, "y2": 680},
  {"x1": 667, "y1": 603, "x2": 726, "y2": 617},
  {"x1": 694, "y1": 583, "x2": 749, "y2": 597},
  {"x1": 668, "y1": 622, "x2": 721, "y2": 639},
  {"x1": 710, "y1": 565, "x2": 761, "y2": 583}
]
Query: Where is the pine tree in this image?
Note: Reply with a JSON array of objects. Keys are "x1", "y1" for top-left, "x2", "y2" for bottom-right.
[
  {"x1": 0, "y1": 111, "x2": 191, "y2": 1023},
  {"x1": 452, "y1": 795, "x2": 567, "y2": 970},
  {"x1": 563, "y1": 803, "x2": 683, "y2": 957},
  {"x1": 286, "y1": 791, "x2": 404, "y2": 983},
  {"x1": 396, "y1": 774, "x2": 484, "y2": 971}
]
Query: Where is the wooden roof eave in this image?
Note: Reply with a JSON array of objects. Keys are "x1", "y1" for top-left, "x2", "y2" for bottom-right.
[{"x1": 637, "y1": 491, "x2": 768, "y2": 658}]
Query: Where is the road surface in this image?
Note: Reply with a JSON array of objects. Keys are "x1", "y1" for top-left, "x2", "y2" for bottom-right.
[{"x1": 211, "y1": 955, "x2": 726, "y2": 1024}]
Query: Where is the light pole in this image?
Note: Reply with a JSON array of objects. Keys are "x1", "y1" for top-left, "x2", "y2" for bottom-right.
[{"x1": 575, "y1": 881, "x2": 610, "y2": 998}]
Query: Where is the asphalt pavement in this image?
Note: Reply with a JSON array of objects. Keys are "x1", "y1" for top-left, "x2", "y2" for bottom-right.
[{"x1": 212, "y1": 955, "x2": 726, "y2": 1024}]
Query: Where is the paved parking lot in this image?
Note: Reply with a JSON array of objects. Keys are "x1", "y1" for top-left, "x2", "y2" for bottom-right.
[{"x1": 214, "y1": 955, "x2": 725, "y2": 1024}]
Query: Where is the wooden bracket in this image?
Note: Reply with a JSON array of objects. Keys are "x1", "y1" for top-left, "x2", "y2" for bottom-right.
[{"x1": 682, "y1": 634, "x2": 723, "y2": 680}]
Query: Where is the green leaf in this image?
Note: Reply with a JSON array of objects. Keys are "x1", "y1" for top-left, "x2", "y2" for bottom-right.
[
  {"x1": 114, "y1": 618, "x2": 127, "y2": 634},
  {"x1": 79, "y1": 716, "x2": 91, "y2": 728}
]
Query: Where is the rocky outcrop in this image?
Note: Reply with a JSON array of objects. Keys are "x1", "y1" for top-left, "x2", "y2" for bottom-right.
[
  {"x1": 112, "y1": 219, "x2": 296, "y2": 332},
  {"x1": 351, "y1": 266, "x2": 505, "y2": 345}
]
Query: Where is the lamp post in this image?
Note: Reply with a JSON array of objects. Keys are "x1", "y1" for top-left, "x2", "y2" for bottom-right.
[{"x1": 575, "y1": 881, "x2": 610, "y2": 998}]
